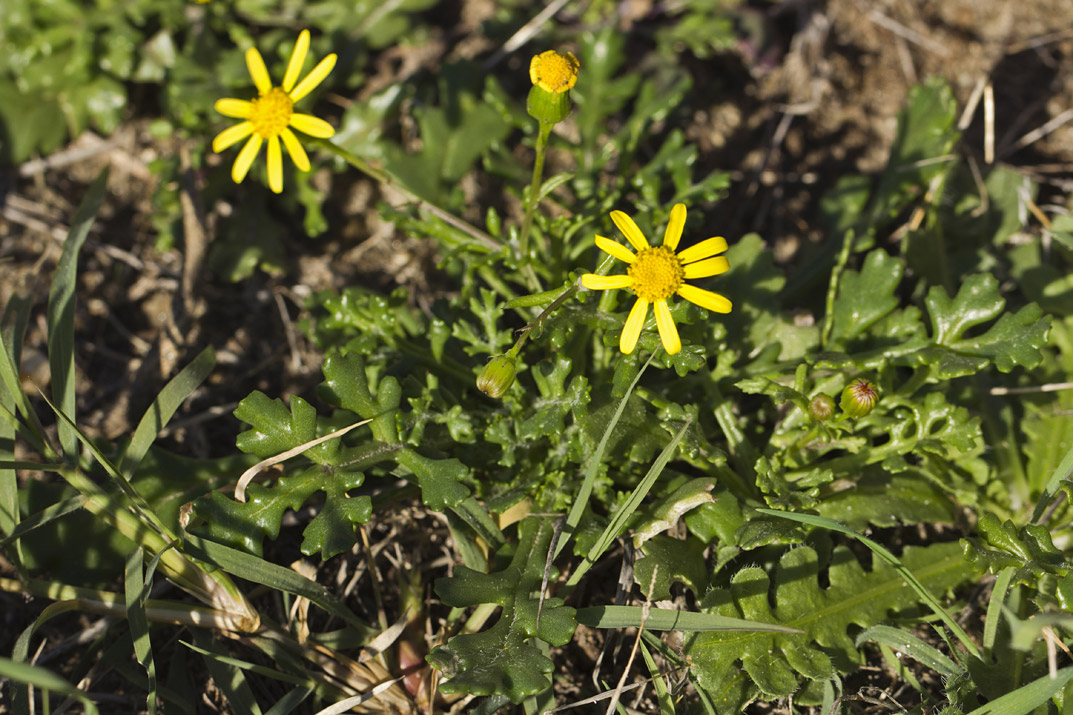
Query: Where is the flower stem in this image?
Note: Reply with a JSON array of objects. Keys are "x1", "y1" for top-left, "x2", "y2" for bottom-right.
[
  {"x1": 509, "y1": 279, "x2": 580, "y2": 357},
  {"x1": 518, "y1": 122, "x2": 553, "y2": 262}
]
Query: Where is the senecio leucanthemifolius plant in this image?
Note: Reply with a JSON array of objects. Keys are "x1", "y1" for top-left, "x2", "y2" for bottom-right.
[{"x1": 1, "y1": 12, "x2": 1067, "y2": 715}]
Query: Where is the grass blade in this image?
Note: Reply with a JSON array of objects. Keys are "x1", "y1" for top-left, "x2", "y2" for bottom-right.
[
  {"x1": 126, "y1": 547, "x2": 158, "y2": 715},
  {"x1": 10, "y1": 600, "x2": 83, "y2": 714},
  {"x1": 984, "y1": 566, "x2": 1015, "y2": 654},
  {"x1": 47, "y1": 168, "x2": 109, "y2": 460},
  {"x1": 855, "y1": 624, "x2": 964, "y2": 678},
  {"x1": 180, "y1": 641, "x2": 313, "y2": 686},
  {"x1": 263, "y1": 687, "x2": 314, "y2": 715},
  {"x1": 577, "y1": 605, "x2": 802, "y2": 634},
  {"x1": 1030, "y1": 441, "x2": 1073, "y2": 524},
  {"x1": 566, "y1": 417, "x2": 690, "y2": 588},
  {"x1": 639, "y1": 641, "x2": 675, "y2": 715},
  {"x1": 556, "y1": 351, "x2": 656, "y2": 560},
  {"x1": 0, "y1": 495, "x2": 85, "y2": 547},
  {"x1": 964, "y1": 666, "x2": 1073, "y2": 715},
  {"x1": 0, "y1": 656, "x2": 99, "y2": 715},
  {"x1": 191, "y1": 630, "x2": 264, "y2": 715},
  {"x1": 182, "y1": 532, "x2": 373, "y2": 635},
  {"x1": 121, "y1": 346, "x2": 215, "y2": 477},
  {"x1": 0, "y1": 295, "x2": 32, "y2": 542}
]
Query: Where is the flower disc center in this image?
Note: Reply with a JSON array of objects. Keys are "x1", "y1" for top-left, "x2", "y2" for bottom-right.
[
  {"x1": 628, "y1": 246, "x2": 684, "y2": 302},
  {"x1": 249, "y1": 87, "x2": 294, "y2": 138},
  {"x1": 530, "y1": 51, "x2": 580, "y2": 93}
]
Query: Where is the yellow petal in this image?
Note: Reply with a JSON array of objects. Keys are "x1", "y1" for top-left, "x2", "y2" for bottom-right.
[
  {"x1": 290, "y1": 53, "x2": 337, "y2": 102},
  {"x1": 232, "y1": 134, "x2": 263, "y2": 184},
  {"x1": 654, "y1": 300, "x2": 681, "y2": 355},
  {"x1": 676, "y1": 236, "x2": 728, "y2": 264},
  {"x1": 594, "y1": 235, "x2": 636, "y2": 264},
  {"x1": 213, "y1": 121, "x2": 253, "y2": 152},
  {"x1": 245, "y1": 47, "x2": 273, "y2": 95},
  {"x1": 267, "y1": 136, "x2": 283, "y2": 193},
  {"x1": 289, "y1": 113, "x2": 335, "y2": 138},
  {"x1": 581, "y1": 273, "x2": 632, "y2": 290},
  {"x1": 610, "y1": 210, "x2": 650, "y2": 252},
  {"x1": 283, "y1": 30, "x2": 310, "y2": 93},
  {"x1": 280, "y1": 128, "x2": 311, "y2": 172},
  {"x1": 215, "y1": 98, "x2": 253, "y2": 118},
  {"x1": 620, "y1": 298, "x2": 649, "y2": 354},
  {"x1": 677, "y1": 284, "x2": 732, "y2": 313},
  {"x1": 683, "y1": 256, "x2": 730, "y2": 279},
  {"x1": 662, "y1": 203, "x2": 687, "y2": 251}
]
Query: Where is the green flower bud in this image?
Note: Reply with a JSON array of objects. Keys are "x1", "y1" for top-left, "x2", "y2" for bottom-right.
[
  {"x1": 809, "y1": 394, "x2": 836, "y2": 422},
  {"x1": 477, "y1": 355, "x2": 517, "y2": 398},
  {"x1": 840, "y1": 378, "x2": 878, "y2": 418},
  {"x1": 527, "y1": 85, "x2": 572, "y2": 124},
  {"x1": 527, "y1": 50, "x2": 579, "y2": 125}
]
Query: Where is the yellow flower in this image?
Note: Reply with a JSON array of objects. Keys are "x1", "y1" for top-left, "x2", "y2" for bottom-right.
[
  {"x1": 212, "y1": 30, "x2": 336, "y2": 193},
  {"x1": 529, "y1": 50, "x2": 580, "y2": 94},
  {"x1": 581, "y1": 204, "x2": 732, "y2": 355}
]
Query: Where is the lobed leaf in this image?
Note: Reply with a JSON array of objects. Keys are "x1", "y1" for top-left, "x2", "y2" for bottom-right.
[
  {"x1": 961, "y1": 511, "x2": 1073, "y2": 608},
  {"x1": 428, "y1": 517, "x2": 577, "y2": 703},
  {"x1": 194, "y1": 465, "x2": 370, "y2": 559},
  {"x1": 830, "y1": 249, "x2": 904, "y2": 345},
  {"x1": 689, "y1": 542, "x2": 975, "y2": 709}
]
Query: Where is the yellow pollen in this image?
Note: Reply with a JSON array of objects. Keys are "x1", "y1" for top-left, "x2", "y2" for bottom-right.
[
  {"x1": 530, "y1": 51, "x2": 580, "y2": 93},
  {"x1": 249, "y1": 87, "x2": 293, "y2": 139},
  {"x1": 627, "y1": 246, "x2": 684, "y2": 302}
]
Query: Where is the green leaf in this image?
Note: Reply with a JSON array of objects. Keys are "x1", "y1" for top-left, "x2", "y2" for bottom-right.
[
  {"x1": 684, "y1": 487, "x2": 744, "y2": 547},
  {"x1": 381, "y1": 63, "x2": 510, "y2": 203},
  {"x1": 0, "y1": 295, "x2": 33, "y2": 542},
  {"x1": 961, "y1": 511, "x2": 1072, "y2": 607},
  {"x1": 47, "y1": 168, "x2": 109, "y2": 459},
  {"x1": 517, "y1": 357, "x2": 590, "y2": 442},
  {"x1": 0, "y1": 83, "x2": 67, "y2": 163},
  {"x1": 395, "y1": 449, "x2": 471, "y2": 511},
  {"x1": 759, "y1": 508, "x2": 981, "y2": 656},
  {"x1": 920, "y1": 274, "x2": 1050, "y2": 376},
  {"x1": 815, "y1": 470, "x2": 957, "y2": 530},
  {"x1": 233, "y1": 392, "x2": 321, "y2": 461},
  {"x1": 569, "y1": 415, "x2": 690, "y2": 587},
  {"x1": 193, "y1": 464, "x2": 371, "y2": 559},
  {"x1": 634, "y1": 534, "x2": 708, "y2": 600},
  {"x1": 720, "y1": 233, "x2": 786, "y2": 357},
  {"x1": 866, "y1": 77, "x2": 959, "y2": 228},
  {"x1": 689, "y1": 542, "x2": 975, "y2": 706},
  {"x1": 632, "y1": 477, "x2": 716, "y2": 546},
  {"x1": 830, "y1": 250, "x2": 904, "y2": 345},
  {"x1": 428, "y1": 517, "x2": 577, "y2": 703}
]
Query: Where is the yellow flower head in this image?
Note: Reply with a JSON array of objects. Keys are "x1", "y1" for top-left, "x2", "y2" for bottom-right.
[
  {"x1": 529, "y1": 50, "x2": 580, "y2": 94},
  {"x1": 581, "y1": 204, "x2": 732, "y2": 355},
  {"x1": 212, "y1": 30, "x2": 337, "y2": 193}
]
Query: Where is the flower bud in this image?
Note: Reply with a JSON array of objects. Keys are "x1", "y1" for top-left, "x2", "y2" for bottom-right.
[
  {"x1": 477, "y1": 355, "x2": 517, "y2": 398},
  {"x1": 809, "y1": 394, "x2": 836, "y2": 422},
  {"x1": 527, "y1": 50, "x2": 579, "y2": 125},
  {"x1": 840, "y1": 378, "x2": 878, "y2": 418}
]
